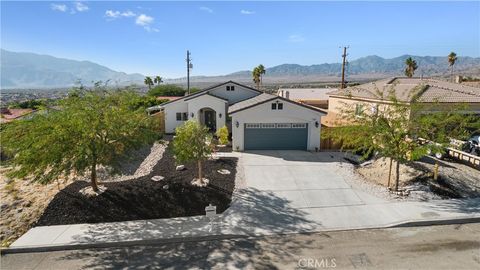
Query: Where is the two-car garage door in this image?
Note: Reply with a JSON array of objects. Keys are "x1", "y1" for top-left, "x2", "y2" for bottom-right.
[{"x1": 244, "y1": 123, "x2": 308, "y2": 150}]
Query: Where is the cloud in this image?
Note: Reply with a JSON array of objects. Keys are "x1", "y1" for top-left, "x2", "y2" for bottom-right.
[
  {"x1": 199, "y1": 6, "x2": 213, "y2": 13},
  {"x1": 51, "y1": 3, "x2": 67, "y2": 12},
  {"x1": 105, "y1": 10, "x2": 136, "y2": 19},
  {"x1": 121, "y1": 11, "x2": 136, "y2": 17},
  {"x1": 240, "y1": 10, "x2": 255, "y2": 15},
  {"x1": 288, "y1": 34, "x2": 305, "y2": 43},
  {"x1": 135, "y1": 14, "x2": 154, "y2": 26},
  {"x1": 135, "y1": 14, "x2": 158, "y2": 32},
  {"x1": 74, "y1": 2, "x2": 89, "y2": 12}
]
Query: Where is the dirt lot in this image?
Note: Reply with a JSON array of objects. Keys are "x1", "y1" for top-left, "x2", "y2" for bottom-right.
[
  {"x1": 356, "y1": 156, "x2": 480, "y2": 199},
  {"x1": 0, "y1": 168, "x2": 71, "y2": 247}
]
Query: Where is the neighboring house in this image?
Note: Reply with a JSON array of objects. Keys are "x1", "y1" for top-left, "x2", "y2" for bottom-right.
[
  {"x1": 149, "y1": 81, "x2": 326, "y2": 151},
  {"x1": 277, "y1": 88, "x2": 334, "y2": 110},
  {"x1": 322, "y1": 77, "x2": 480, "y2": 127}
]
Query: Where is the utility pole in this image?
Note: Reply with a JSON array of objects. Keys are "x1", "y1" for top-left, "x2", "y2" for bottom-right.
[
  {"x1": 186, "y1": 50, "x2": 192, "y2": 95},
  {"x1": 340, "y1": 46, "x2": 349, "y2": 89}
]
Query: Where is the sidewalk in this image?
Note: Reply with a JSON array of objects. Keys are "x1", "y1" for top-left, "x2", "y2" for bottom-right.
[{"x1": 6, "y1": 195, "x2": 480, "y2": 253}]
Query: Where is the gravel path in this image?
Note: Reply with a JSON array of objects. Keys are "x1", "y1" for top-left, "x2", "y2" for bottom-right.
[{"x1": 96, "y1": 141, "x2": 168, "y2": 182}]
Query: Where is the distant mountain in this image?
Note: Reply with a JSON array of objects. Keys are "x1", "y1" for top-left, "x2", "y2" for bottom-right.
[
  {"x1": 225, "y1": 55, "x2": 480, "y2": 78},
  {"x1": 2, "y1": 49, "x2": 479, "y2": 89},
  {"x1": 1, "y1": 49, "x2": 145, "y2": 89}
]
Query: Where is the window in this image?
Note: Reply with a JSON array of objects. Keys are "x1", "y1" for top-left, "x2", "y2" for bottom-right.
[
  {"x1": 292, "y1": 123, "x2": 307, "y2": 128},
  {"x1": 226, "y1": 85, "x2": 234, "y2": 91},
  {"x1": 355, "y1": 104, "x2": 364, "y2": 116},
  {"x1": 226, "y1": 86, "x2": 230, "y2": 91},
  {"x1": 276, "y1": 123, "x2": 291, "y2": 128},
  {"x1": 176, "y1": 112, "x2": 188, "y2": 121},
  {"x1": 272, "y1": 102, "x2": 283, "y2": 110}
]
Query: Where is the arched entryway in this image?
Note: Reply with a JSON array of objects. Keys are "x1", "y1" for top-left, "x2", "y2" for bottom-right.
[{"x1": 198, "y1": 107, "x2": 216, "y2": 132}]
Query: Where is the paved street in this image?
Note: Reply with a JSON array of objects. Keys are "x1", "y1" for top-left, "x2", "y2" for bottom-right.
[{"x1": 2, "y1": 223, "x2": 479, "y2": 269}]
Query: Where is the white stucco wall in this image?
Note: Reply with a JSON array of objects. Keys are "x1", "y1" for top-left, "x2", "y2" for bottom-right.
[
  {"x1": 186, "y1": 94, "x2": 227, "y2": 131},
  {"x1": 208, "y1": 83, "x2": 260, "y2": 104},
  {"x1": 231, "y1": 98, "x2": 324, "y2": 151},
  {"x1": 163, "y1": 100, "x2": 189, "y2": 133}
]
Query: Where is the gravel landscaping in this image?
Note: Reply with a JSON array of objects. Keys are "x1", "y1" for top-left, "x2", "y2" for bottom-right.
[
  {"x1": 354, "y1": 156, "x2": 480, "y2": 200},
  {"x1": 35, "y1": 142, "x2": 238, "y2": 226}
]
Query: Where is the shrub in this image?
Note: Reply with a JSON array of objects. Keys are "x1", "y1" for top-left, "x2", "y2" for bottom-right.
[{"x1": 216, "y1": 126, "x2": 229, "y2": 145}]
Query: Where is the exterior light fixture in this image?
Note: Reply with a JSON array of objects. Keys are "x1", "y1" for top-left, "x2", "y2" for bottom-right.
[
  {"x1": 191, "y1": 112, "x2": 194, "y2": 118},
  {"x1": 219, "y1": 113, "x2": 222, "y2": 118},
  {"x1": 235, "y1": 121, "x2": 239, "y2": 128},
  {"x1": 315, "y1": 121, "x2": 319, "y2": 128}
]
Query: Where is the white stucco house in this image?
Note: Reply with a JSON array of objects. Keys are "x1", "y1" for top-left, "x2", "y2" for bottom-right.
[{"x1": 149, "y1": 81, "x2": 326, "y2": 151}]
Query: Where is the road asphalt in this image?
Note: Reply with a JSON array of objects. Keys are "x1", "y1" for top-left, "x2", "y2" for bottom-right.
[{"x1": 2, "y1": 223, "x2": 479, "y2": 269}]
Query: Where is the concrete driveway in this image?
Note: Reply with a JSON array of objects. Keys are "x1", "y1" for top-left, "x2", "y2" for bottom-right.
[{"x1": 240, "y1": 150, "x2": 381, "y2": 210}]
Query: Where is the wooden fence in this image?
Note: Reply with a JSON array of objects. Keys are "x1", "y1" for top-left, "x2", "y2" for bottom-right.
[{"x1": 150, "y1": 111, "x2": 165, "y2": 134}]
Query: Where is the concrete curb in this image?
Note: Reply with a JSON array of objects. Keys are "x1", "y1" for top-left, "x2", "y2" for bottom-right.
[{"x1": 2, "y1": 216, "x2": 479, "y2": 255}]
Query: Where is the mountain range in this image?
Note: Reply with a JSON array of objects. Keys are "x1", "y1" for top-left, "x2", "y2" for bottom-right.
[
  {"x1": 1, "y1": 49, "x2": 479, "y2": 89},
  {"x1": 1, "y1": 49, "x2": 144, "y2": 89}
]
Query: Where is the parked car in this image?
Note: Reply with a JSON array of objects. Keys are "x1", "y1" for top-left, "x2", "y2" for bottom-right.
[{"x1": 462, "y1": 134, "x2": 480, "y2": 156}]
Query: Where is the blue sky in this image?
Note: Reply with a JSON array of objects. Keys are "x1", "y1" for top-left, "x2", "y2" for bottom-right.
[{"x1": 2, "y1": 1, "x2": 479, "y2": 78}]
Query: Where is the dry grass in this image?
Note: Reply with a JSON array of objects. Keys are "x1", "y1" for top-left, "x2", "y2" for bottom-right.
[{"x1": 0, "y1": 166, "x2": 71, "y2": 247}]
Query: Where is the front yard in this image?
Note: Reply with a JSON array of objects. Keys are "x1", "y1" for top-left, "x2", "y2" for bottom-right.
[
  {"x1": 355, "y1": 156, "x2": 480, "y2": 200},
  {"x1": 1, "y1": 140, "x2": 237, "y2": 245}
]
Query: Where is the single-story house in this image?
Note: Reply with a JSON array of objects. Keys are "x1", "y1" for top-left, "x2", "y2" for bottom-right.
[
  {"x1": 322, "y1": 77, "x2": 480, "y2": 127},
  {"x1": 277, "y1": 88, "x2": 335, "y2": 110},
  {"x1": 149, "y1": 81, "x2": 326, "y2": 151}
]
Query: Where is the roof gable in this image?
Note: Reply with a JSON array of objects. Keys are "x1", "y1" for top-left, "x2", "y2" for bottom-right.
[
  {"x1": 153, "y1": 80, "x2": 261, "y2": 108},
  {"x1": 228, "y1": 93, "x2": 326, "y2": 115}
]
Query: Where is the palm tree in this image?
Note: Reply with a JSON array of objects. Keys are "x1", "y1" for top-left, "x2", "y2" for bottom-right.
[
  {"x1": 252, "y1": 67, "x2": 261, "y2": 90},
  {"x1": 154, "y1": 75, "x2": 163, "y2": 85},
  {"x1": 144, "y1": 76, "x2": 154, "y2": 90},
  {"x1": 448, "y1": 52, "x2": 457, "y2": 82},
  {"x1": 404, "y1": 57, "x2": 418, "y2": 78},
  {"x1": 258, "y1": 64, "x2": 266, "y2": 88}
]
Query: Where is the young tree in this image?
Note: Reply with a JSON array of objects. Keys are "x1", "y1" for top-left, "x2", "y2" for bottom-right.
[
  {"x1": 2, "y1": 86, "x2": 159, "y2": 192},
  {"x1": 404, "y1": 57, "x2": 418, "y2": 78},
  {"x1": 323, "y1": 84, "x2": 467, "y2": 191},
  {"x1": 144, "y1": 76, "x2": 154, "y2": 89},
  {"x1": 448, "y1": 52, "x2": 458, "y2": 82},
  {"x1": 216, "y1": 125, "x2": 229, "y2": 145},
  {"x1": 173, "y1": 120, "x2": 213, "y2": 185}
]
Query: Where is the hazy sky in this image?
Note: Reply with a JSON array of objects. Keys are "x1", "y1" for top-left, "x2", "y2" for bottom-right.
[{"x1": 2, "y1": 1, "x2": 479, "y2": 78}]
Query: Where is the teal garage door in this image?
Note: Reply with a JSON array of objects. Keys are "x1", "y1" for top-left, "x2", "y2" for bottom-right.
[{"x1": 244, "y1": 123, "x2": 308, "y2": 150}]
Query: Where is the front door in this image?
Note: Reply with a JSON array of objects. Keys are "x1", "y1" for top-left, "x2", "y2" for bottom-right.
[{"x1": 204, "y1": 110, "x2": 216, "y2": 131}]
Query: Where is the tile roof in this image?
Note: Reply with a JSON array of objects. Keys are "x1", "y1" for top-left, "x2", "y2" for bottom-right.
[
  {"x1": 228, "y1": 93, "x2": 326, "y2": 115},
  {"x1": 277, "y1": 88, "x2": 334, "y2": 100},
  {"x1": 327, "y1": 77, "x2": 480, "y2": 103}
]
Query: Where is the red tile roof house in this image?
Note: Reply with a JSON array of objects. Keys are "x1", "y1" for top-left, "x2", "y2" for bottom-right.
[
  {"x1": 322, "y1": 77, "x2": 480, "y2": 127},
  {"x1": 0, "y1": 108, "x2": 35, "y2": 123}
]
